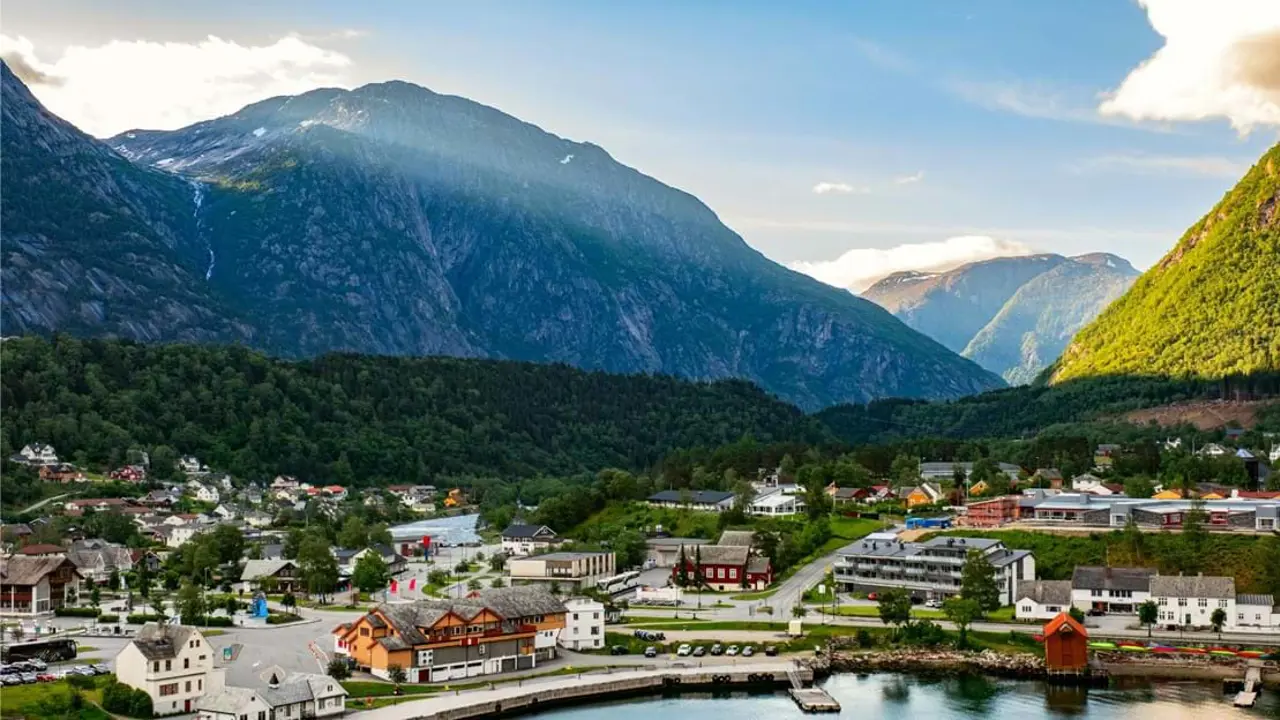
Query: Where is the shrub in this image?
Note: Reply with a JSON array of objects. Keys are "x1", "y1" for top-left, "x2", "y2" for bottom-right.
[
  {"x1": 54, "y1": 607, "x2": 101, "y2": 617},
  {"x1": 327, "y1": 657, "x2": 352, "y2": 680},
  {"x1": 266, "y1": 613, "x2": 303, "y2": 625},
  {"x1": 97, "y1": 614, "x2": 120, "y2": 623},
  {"x1": 186, "y1": 616, "x2": 235, "y2": 627},
  {"x1": 103, "y1": 681, "x2": 154, "y2": 718},
  {"x1": 856, "y1": 629, "x2": 874, "y2": 648},
  {"x1": 901, "y1": 620, "x2": 948, "y2": 647},
  {"x1": 66, "y1": 673, "x2": 98, "y2": 690},
  {"x1": 126, "y1": 614, "x2": 165, "y2": 624}
]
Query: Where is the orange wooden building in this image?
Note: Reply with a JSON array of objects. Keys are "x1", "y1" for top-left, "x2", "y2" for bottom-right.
[{"x1": 1043, "y1": 612, "x2": 1089, "y2": 671}]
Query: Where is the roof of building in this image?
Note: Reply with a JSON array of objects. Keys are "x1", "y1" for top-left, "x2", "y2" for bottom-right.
[
  {"x1": 1017, "y1": 580, "x2": 1072, "y2": 606},
  {"x1": 688, "y1": 545, "x2": 751, "y2": 566},
  {"x1": 1071, "y1": 566, "x2": 1156, "y2": 592},
  {"x1": 717, "y1": 530, "x2": 756, "y2": 547},
  {"x1": 646, "y1": 537, "x2": 709, "y2": 547},
  {"x1": 0, "y1": 555, "x2": 80, "y2": 585},
  {"x1": 1149, "y1": 575, "x2": 1235, "y2": 599},
  {"x1": 746, "y1": 556, "x2": 771, "y2": 574},
  {"x1": 920, "y1": 536, "x2": 1002, "y2": 550},
  {"x1": 527, "y1": 551, "x2": 611, "y2": 562},
  {"x1": 750, "y1": 492, "x2": 804, "y2": 509},
  {"x1": 358, "y1": 587, "x2": 566, "y2": 649},
  {"x1": 255, "y1": 666, "x2": 347, "y2": 706},
  {"x1": 1044, "y1": 612, "x2": 1089, "y2": 639},
  {"x1": 648, "y1": 490, "x2": 735, "y2": 505},
  {"x1": 17, "y1": 544, "x2": 65, "y2": 555},
  {"x1": 1236, "y1": 594, "x2": 1275, "y2": 607},
  {"x1": 501, "y1": 524, "x2": 556, "y2": 539},
  {"x1": 131, "y1": 623, "x2": 197, "y2": 660},
  {"x1": 197, "y1": 686, "x2": 263, "y2": 714},
  {"x1": 240, "y1": 559, "x2": 297, "y2": 580}
]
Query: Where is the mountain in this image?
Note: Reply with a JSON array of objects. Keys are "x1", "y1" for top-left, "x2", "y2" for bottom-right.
[
  {"x1": 0, "y1": 63, "x2": 252, "y2": 344},
  {"x1": 1051, "y1": 144, "x2": 1280, "y2": 384},
  {"x1": 0, "y1": 65, "x2": 1003, "y2": 409},
  {"x1": 861, "y1": 254, "x2": 1138, "y2": 383}
]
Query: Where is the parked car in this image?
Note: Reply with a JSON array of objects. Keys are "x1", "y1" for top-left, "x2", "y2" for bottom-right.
[
  {"x1": 1087, "y1": 608, "x2": 1106, "y2": 617},
  {"x1": 27, "y1": 659, "x2": 47, "y2": 671},
  {"x1": 924, "y1": 599, "x2": 941, "y2": 609},
  {"x1": 20, "y1": 673, "x2": 39, "y2": 684},
  {"x1": 91, "y1": 664, "x2": 110, "y2": 675},
  {"x1": 710, "y1": 643, "x2": 724, "y2": 656},
  {"x1": 676, "y1": 644, "x2": 692, "y2": 656},
  {"x1": 644, "y1": 646, "x2": 658, "y2": 658},
  {"x1": 0, "y1": 675, "x2": 19, "y2": 686},
  {"x1": 741, "y1": 646, "x2": 755, "y2": 657},
  {"x1": 764, "y1": 646, "x2": 778, "y2": 656},
  {"x1": 725, "y1": 645, "x2": 739, "y2": 656},
  {"x1": 692, "y1": 646, "x2": 706, "y2": 657},
  {"x1": 610, "y1": 645, "x2": 629, "y2": 655},
  {"x1": 867, "y1": 593, "x2": 879, "y2": 601},
  {"x1": 36, "y1": 673, "x2": 56, "y2": 683}
]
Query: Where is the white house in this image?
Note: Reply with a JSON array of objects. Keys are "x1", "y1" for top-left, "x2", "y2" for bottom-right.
[
  {"x1": 211, "y1": 505, "x2": 237, "y2": 520},
  {"x1": 1150, "y1": 575, "x2": 1235, "y2": 629},
  {"x1": 179, "y1": 456, "x2": 208, "y2": 475},
  {"x1": 501, "y1": 524, "x2": 560, "y2": 557},
  {"x1": 1197, "y1": 443, "x2": 1229, "y2": 458},
  {"x1": 747, "y1": 490, "x2": 806, "y2": 517},
  {"x1": 188, "y1": 483, "x2": 220, "y2": 504},
  {"x1": 167, "y1": 524, "x2": 206, "y2": 549},
  {"x1": 560, "y1": 597, "x2": 606, "y2": 650},
  {"x1": 1014, "y1": 580, "x2": 1072, "y2": 621},
  {"x1": 646, "y1": 490, "x2": 735, "y2": 512},
  {"x1": 1271, "y1": 444, "x2": 1280, "y2": 464},
  {"x1": 1235, "y1": 594, "x2": 1280, "y2": 629},
  {"x1": 18, "y1": 443, "x2": 59, "y2": 465},
  {"x1": 115, "y1": 624, "x2": 222, "y2": 716},
  {"x1": 1071, "y1": 566, "x2": 1154, "y2": 614},
  {"x1": 196, "y1": 666, "x2": 346, "y2": 720},
  {"x1": 243, "y1": 511, "x2": 273, "y2": 529},
  {"x1": 1163, "y1": 438, "x2": 1183, "y2": 451}
]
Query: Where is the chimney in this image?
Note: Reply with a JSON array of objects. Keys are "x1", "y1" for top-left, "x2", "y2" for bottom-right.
[{"x1": 267, "y1": 672, "x2": 281, "y2": 689}]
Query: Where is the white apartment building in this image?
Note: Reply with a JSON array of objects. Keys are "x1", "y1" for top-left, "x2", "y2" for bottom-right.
[
  {"x1": 835, "y1": 536, "x2": 1035, "y2": 606},
  {"x1": 507, "y1": 551, "x2": 616, "y2": 591},
  {"x1": 560, "y1": 597, "x2": 606, "y2": 650},
  {"x1": 747, "y1": 490, "x2": 806, "y2": 517},
  {"x1": 500, "y1": 524, "x2": 560, "y2": 557},
  {"x1": 1071, "y1": 566, "x2": 1155, "y2": 614},
  {"x1": 115, "y1": 624, "x2": 222, "y2": 716},
  {"x1": 1151, "y1": 575, "x2": 1235, "y2": 629}
]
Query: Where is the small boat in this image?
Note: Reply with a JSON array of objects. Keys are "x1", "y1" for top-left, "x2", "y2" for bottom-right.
[
  {"x1": 1238, "y1": 650, "x2": 1264, "y2": 658},
  {"x1": 1177, "y1": 647, "x2": 1207, "y2": 654},
  {"x1": 1089, "y1": 642, "x2": 1117, "y2": 650},
  {"x1": 1120, "y1": 645, "x2": 1149, "y2": 652},
  {"x1": 1210, "y1": 650, "x2": 1236, "y2": 657},
  {"x1": 1207, "y1": 647, "x2": 1236, "y2": 654},
  {"x1": 1151, "y1": 646, "x2": 1178, "y2": 654}
]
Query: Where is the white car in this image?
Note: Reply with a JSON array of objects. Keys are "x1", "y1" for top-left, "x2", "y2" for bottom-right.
[
  {"x1": 725, "y1": 645, "x2": 739, "y2": 656},
  {"x1": 925, "y1": 599, "x2": 942, "y2": 609},
  {"x1": 676, "y1": 644, "x2": 692, "y2": 656}
]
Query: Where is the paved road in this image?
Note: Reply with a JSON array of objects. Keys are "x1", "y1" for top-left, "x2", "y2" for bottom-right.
[{"x1": 19, "y1": 492, "x2": 70, "y2": 514}]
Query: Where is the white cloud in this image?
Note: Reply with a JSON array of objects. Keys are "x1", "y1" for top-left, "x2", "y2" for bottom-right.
[
  {"x1": 0, "y1": 33, "x2": 353, "y2": 137},
  {"x1": 812, "y1": 181, "x2": 868, "y2": 195},
  {"x1": 1071, "y1": 153, "x2": 1247, "y2": 178},
  {"x1": 1099, "y1": 0, "x2": 1280, "y2": 132},
  {"x1": 788, "y1": 236, "x2": 1035, "y2": 293},
  {"x1": 894, "y1": 171, "x2": 926, "y2": 185}
]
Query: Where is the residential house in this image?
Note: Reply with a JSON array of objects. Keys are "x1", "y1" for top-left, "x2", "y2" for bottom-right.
[
  {"x1": 501, "y1": 524, "x2": 561, "y2": 557},
  {"x1": 64, "y1": 498, "x2": 137, "y2": 513},
  {"x1": 196, "y1": 666, "x2": 346, "y2": 720},
  {"x1": 240, "y1": 560, "x2": 302, "y2": 592},
  {"x1": 67, "y1": 539, "x2": 134, "y2": 585},
  {"x1": 717, "y1": 530, "x2": 756, "y2": 547},
  {"x1": 17, "y1": 543, "x2": 66, "y2": 557},
  {"x1": 1163, "y1": 437, "x2": 1183, "y2": 451},
  {"x1": 242, "y1": 511, "x2": 273, "y2": 529},
  {"x1": 39, "y1": 463, "x2": 85, "y2": 483},
  {"x1": 386, "y1": 485, "x2": 437, "y2": 510},
  {"x1": 1235, "y1": 594, "x2": 1280, "y2": 629},
  {"x1": 178, "y1": 456, "x2": 208, "y2": 475},
  {"x1": 670, "y1": 545, "x2": 772, "y2": 591},
  {"x1": 1150, "y1": 575, "x2": 1235, "y2": 629},
  {"x1": 901, "y1": 483, "x2": 944, "y2": 509},
  {"x1": 332, "y1": 587, "x2": 568, "y2": 683},
  {"x1": 835, "y1": 536, "x2": 1035, "y2": 605},
  {"x1": 646, "y1": 490, "x2": 735, "y2": 513},
  {"x1": 1, "y1": 523, "x2": 34, "y2": 548},
  {"x1": 1225, "y1": 428, "x2": 1246, "y2": 441},
  {"x1": 1020, "y1": 493, "x2": 1279, "y2": 532},
  {"x1": 747, "y1": 489, "x2": 806, "y2": 517},
  {"x1": 0, "y1": 555, "x2": 83, "y2": 614},
  {"x1": 963, "y1": 495, "x2": 1020, "y2": 527},
  {"x1": 109, "y1": 465, "x2": 148, "y2": 483},
  {"x1": 507, "y1": 551, "x2": 616, "y2": 591},
  {"x1": 321, "y1": 485, "x2": 347, "y2": 501},
  {"x1": 1197, "y1": 443, "x2": 1229, "y2": 458},
  {"x1": 866, "y1": 485, "x2": 895, "y2": 503},
  {"x1": 115, "y1": 623, "x2": 220, "y2": 716},
  {"x1": 167, "y1": 524, "x2": 207, "y2": 549},
  {"x1": 560, "y1": 597, "x2": 606, "y2": 650},
  {"x1": 338, "y1": 545, "x2": 408, "y2": 577},
  {"x1": 1031, "y1": 468, "x2": 1064, "y2": 489},
  {"x1": 17, "y1": 443, "x2": 59, "y2": 465},
  {"x1": 131, "y1": 550, "x2": 163, "y2": 575},
  {"x1": 140, "y1": 489, "x2": 180, "y2": 507},
  {"x1": 1014, "y1": 580, "x2": 1073, "y2": 621},
  {"x1": 211, "y1": 505, "x2": 237, "y2": 521},
  {"x1": 1071, "y1": 566, "x2": 1155, "y2": 614},
  {"x1": 826, "y1": 485, "x2": 868, "y2": 505},
  {"x1": 1094, "y1": 444, "x2": 1122, "y2": 470},
  {"x1": 187, "y1": 482, "x2": 220, "y2": 504},
  {"x1": 271, "y1": 475, "x2": 301, "y2": 490}
]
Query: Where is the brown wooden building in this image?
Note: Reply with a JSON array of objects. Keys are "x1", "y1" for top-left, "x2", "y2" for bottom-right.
[{"x1": 1043, "y1": 612, "x2": 1089, "y2": 672}]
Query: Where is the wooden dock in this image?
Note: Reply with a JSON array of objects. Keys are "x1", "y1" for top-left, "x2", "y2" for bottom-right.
[
  {"x1": 786, "y1": 665, "x2": 840, "y2": 713},
  {"x1": 1233, "y1": 664, "x2": 1262, "y2": 708}
]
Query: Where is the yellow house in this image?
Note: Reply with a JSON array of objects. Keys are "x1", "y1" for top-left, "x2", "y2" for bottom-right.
[
  {"x1": 1199, "y1": 491, "x2": 1226, "y2": 500},
  {"x1": 444, "y1": 488, "x2": 465, "y2": 507},
  {"x1": 968, "y1": 480, "x2": 991, "y2": 497},
  {"x1": 906, "y1": 488, "x2": 933, "y2": 508},
  {"x1": 1152, "y1": 489, "x2": 1184, "y2": 500}
]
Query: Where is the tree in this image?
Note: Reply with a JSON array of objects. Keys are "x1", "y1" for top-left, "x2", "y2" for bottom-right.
[
  {"x1": 1068, "y1": 606, "x2": 1086, "y2": 624},
  {"x1": 489, "y1": 554, "x2": 506, "y2": 572},
  {"x1": 1210, "y1": 608, "x2": 1226, "y2": 639},
  {"x1": 675, "y1": 546, "x2": 690, "y2": 588},
  {"x1": 792, "y1": 606, "x2": 808, "y2": 618},
  {"x1": 177, "y1": 581, "x2": 206, "y2": 624},
  {"x1": 298, "y1": 534, "x2": 339, "y2": 601},
  {"x1": 891, "y1": 454, "x2": 920, "y2": 485},
  {"x1": 337, "y1": 516, "x2": 369, "y2": 549},
  {"x1": 942, "y1": 597, "x2": 981, "y2": 647},
  {"x1": 108, "y1": 569, "x2": 121, "y2": 592},
  {"x1": 281, "y1": 593, "x2": 297, "y2": 613},
  {"x1": 454, "y1": 560, "x2": 470, "y2": 574},
  {"x1": 959, "y1": 549, "x2": 1001, "y2": 615},
  {"x1": 326, "y1": 658, "x2": 352, "y2": 680},
  {"x1": 387, "y1": 664, "x2": 407, "y2": 686},
  {"x1": 352, "y1": 553, "x2": 390, "y2": 595},
  {"x1": 89, "y1": 586, "x2": 101, "y2": 610},
  {"x1": 876, "y1": 588, "x2": 913, "y2": 634},
  {"x1": 467, "y1": 579, "x2": 482, "y2": 591},
  {"x1": 224, "y1": 595, "x2": 240, "y2": 616},
  {"x1": 1122, "y1": 516, "x2": 1145, "y2": 563},
  {"x1": 9, "y1": 624, "x2": 25, "y2": 643},
  {"x1": 209, "y1": 524, "x2": 246, "y2": 565},
  {"x1": 368, "y1": 523, "x2": 393, "y2": 546},
  {"x1": 1137, "y1": 600, "x2": 1159, "y2": 637},
  {"x1": 1124, "y1": 476, "x2": 1155, "y2": 499},
  {"x1": 490, "y1": 578, "x2": 505, "y2": 589},
  {"x1": 150, "y1": 588, "x2": 169, "y2": 619},
  {"x1": 1179, "y1": 501, "x2": 1209, "y2": 574}
]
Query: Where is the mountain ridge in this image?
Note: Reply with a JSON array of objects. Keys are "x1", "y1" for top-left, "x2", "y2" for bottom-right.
[{"x1": 2, "y1": 67, "x2": 1003, "y2": 409}]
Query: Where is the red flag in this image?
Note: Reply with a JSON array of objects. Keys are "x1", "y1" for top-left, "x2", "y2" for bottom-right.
[
  {"x1": 409, "y1": 578, "x2": 417, "y2": 591},
  {"x1": 390, "y1": 579, "x2": 399, "y2": 594},
  {"x1": 421, "y1": 535, "x2": 431, "y2": 547}
]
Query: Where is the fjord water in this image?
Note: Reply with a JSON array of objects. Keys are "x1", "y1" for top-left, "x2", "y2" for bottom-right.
[{"x1": 531, "y1": 674, "x2": 1280, "y2": 719}]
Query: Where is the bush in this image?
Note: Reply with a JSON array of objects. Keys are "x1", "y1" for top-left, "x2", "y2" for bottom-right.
[
  {"x1": 266, "y1": 613, "x2": 303, "y2": 625},
  {"x1": 126, "y1": 614, "x2": 165, "y2": 624},
  {"x1": 97, "y1": 614, "x2": 120, "y2": 623},
  {"x1": 186, "y1": 616, "x2": 235, "y2": 627},
  {"x1": 901, "y1": 620, "x2": 948, "y2": 647},
  {"x1": 54, "y1": 607, "x2": 101, "y2": 617},
  {"x1": 102, "y1": 681, "x2": 154, "y2": 718},
  {"x1": 327, "y1": 658, "x2": 352, "y2": 680},
  {"x1": 66, "y1": 673, "x2": 98, "y2": 690},
  {"x1": 856, "y1": 629, "x2": 874, "y2": 648}
]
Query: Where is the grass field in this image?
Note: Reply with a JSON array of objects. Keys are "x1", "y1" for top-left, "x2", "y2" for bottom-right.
[{"x1": 0, "y1": 679, "x2": 108, "y2": 719}]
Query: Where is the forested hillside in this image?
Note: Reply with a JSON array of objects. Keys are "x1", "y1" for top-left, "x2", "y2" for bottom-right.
[
  {"x1": 0, "y1": 335, "x2": 826, "y2": 484},
  {"x1": 1051, "y1": 143, "x2": 1280, "y2": 383}
]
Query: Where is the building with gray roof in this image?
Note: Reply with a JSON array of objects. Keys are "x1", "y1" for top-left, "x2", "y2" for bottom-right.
[{"x1": 834, "y1": 534, "x2": 1034, "y2": 605}]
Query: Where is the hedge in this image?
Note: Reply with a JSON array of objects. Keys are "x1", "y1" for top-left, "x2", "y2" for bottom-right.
[
  {"x1": 97, "y1": 614, "x2": 120, "y2": 623},
  {"x1": 126, "y1": 614, "x2": 165, "y2": 624},
  {"x1": 186, "y1": 616, "x2": 235, "y2": 627},
  {"x1": 101, "y1": 680, "x2": 154, "y2": 718},
  {"x1": 266, "y1": 613, "x2": 303, "y2": 625},
  {"x1": 54, "y1": 607, "x2": 101, "y2": 618}
]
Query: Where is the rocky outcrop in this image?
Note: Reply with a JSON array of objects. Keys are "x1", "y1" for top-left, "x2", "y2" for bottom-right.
[{"x1": 828, "y1": 647, "x2": 1045, "y2": 679}]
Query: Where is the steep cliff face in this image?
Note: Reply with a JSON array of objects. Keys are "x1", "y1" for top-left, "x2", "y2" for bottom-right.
[
  {"x1": 1051, "y1": 144, "x2": 1280, "y2": 384},
  {"x1": 3, "y1": 67, "x2": 1003, "y2": 408},
  {"x1": 0, "y1": 63, "x2": 253, "y2": 344},
  {"x1": 862, "y1": 253, "x2": 1138, "y2": 384}
]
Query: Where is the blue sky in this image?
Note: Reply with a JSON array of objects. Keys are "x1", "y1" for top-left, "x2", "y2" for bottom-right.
[{"x1": 5, "y1": 0, "x2": 1278, "y2": 288}]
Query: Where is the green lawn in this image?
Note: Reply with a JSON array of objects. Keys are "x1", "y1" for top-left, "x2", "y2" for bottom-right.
[
  {"x1": 730, "y1": 588, "x2": 777, "y2": 600},
  {"x1": 0, "y1": 679, "x2": 108, "y2": 719}
]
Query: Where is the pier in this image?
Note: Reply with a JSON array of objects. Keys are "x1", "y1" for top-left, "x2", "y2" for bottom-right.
[
  {"x1": 356, "y1": 661, "x2": 813, "y2": 720},
  {"x1": 1233, "y1": 662, "x2": 1263, "y2": 708},
  {"x1": 786, "y1": 664, "x2": 841, "y2": 712}
]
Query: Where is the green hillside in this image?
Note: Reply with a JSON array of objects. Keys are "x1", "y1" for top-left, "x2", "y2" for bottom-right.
[{"x1": 1051, "y1": 144, "x2": 1280, "y2": 383}]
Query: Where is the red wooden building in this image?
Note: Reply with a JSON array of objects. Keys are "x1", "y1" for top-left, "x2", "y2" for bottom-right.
[{"x1": 1043, "y1": 612, "x2": 1089, "y2": 671}]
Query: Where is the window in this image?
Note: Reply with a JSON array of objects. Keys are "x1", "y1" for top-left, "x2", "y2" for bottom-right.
[
  {"x1": 593, "y1": 612, "x2": 599, "y2": 620},
  {"x1": 1177, "y1": 598, "x2": 1187, "y2": 607},
  {"x1": 1197, "y1": 598, "x2": 1208, "y2": 607},
  {"x1": 259, "y1": 712, "x2": 267, "y2": 720},
  {"x1": 360, "y1": 628, "x2": 370, "y2": 637},
  {"x1": 573, "y1": 613, "x2": 579, "y2": 621},
  {"x1": 240, "y1": 714, "x2": 248, "y2": 720},
  {"x1": 153, "y1": 661, "x2": 160, "y2": 672},
  {"x1": 478, "y1": 644, "x2": 486, "y2": 657},
  {"x1": 165, "y1": 660, "x2": 172, "y2": 671},
  {"x1": 159, "y1": 683, "x2": 179, "y2": 697},
  {"x1": 198, "y1": 679, "x2": 202, "y2": 691},
  {"x1": 184, "y1": 658, "x2": 190, "y2": 669},
  {"x1": 1239, "y1": 614, "x2": 1245, "y2": 620},
  {"x1": 1218, "y1": 599, "x2": 1228, "y2": 608},
  {"x1": 573, "y1": 627, "x2": 579, "y2": 635},
  {"x1": 1021, "y1": 605, "x2": 1031, "y2": 614},
  {"x1": 186, "y1": 681, "x2": 191, "y2": 692},
  {"x1": 590, "y1": 626, "x2": 600, "y2": 635},
  {"x1": 1158, "y1": 598, "x2": 1167, "y2": 606}
]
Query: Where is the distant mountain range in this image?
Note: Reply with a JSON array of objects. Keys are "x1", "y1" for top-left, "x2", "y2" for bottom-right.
[
  {"x1": 0, "y1": 62, "x2": 1002, "y2": 409},
  {"x1": 1051, "y1": 143, "x2": 1280, "y2": 384},
  {"x1": 862, "y1": 253, "x2": 1139, "y2": 384}
]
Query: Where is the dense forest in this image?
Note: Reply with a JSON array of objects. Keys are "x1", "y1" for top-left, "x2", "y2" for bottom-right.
[{"x1": 0, "y1": 335, "x2": 825, "y2": 485}]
